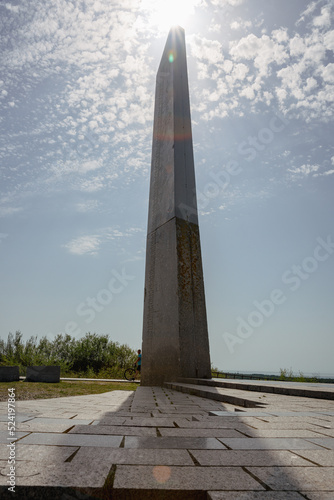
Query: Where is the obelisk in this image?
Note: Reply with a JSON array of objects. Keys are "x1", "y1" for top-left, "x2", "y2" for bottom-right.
[{"x1": 141, "y1": 26, "x2": 211, "y2": 386}]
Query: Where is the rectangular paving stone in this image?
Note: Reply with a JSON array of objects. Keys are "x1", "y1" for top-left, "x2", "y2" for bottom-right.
[
  {"x1": 72, "y1": 446, "x2": 194, "y2": 465},
  {"x1": 245, "y1": 423, "x2": 329, "y2": 431},
  {"x1": 94, "y1": 417, "x2": 126, "y2": 425},
  {"x1": 247, "y1": 466, "x2": 334, "y2": 490},
  {"x1": 0, "y1": 461, "x2": 111, "y2": 487},
  {"x1": 208, "y1": 492, "x2": 306, "y2": 500},
  {"x1": 300, "y1": 493, "x2": 334, "y2": 500},
  {"x1": 113, "y1": 465, "x2": 264, "y2": 491},
  {"x1": 122, "y1": 418, "x2": 181, "y2": 427},
  {"x1": 210, "y1": 411, "x2": 274, "y2": 417},
  {"x1": 70, "y1": 425, "x2": 157, "y2": 436},
  {"x1": 17, "y1": 422, "x2": 77, "y2": 433},
  {"x1": 159, "y1": 428, "x2": 242, "y2": 438},
  {"x1": 313, "y1": 429, "x2": 334, "y2": 437},
  {"x1": 0, "y1": 431, "x2": 30, "y2": 443},
  {"x1": 219, "y1": 438, "x2": 328, "y2": 450},
  {"x1": 247, "y1": 430, "x2": 327, "y2": 438},
  {"x1": 294, "y1": 450, "x2": 334, "y2": 465},
  {"x1": 11, "y1": 444, "x2": 78, "y2": 461},
  {"x1": 305, "y1": 438, "x2": 334, "y2": 449},
  {"x1": 173, "y1": 419, "x2": 249, "y2": 429},
  {"x1": 0, "y1": 414, "x2": 35, "y2": 423},
  {"x1": 124, "y1": 436, "x2": 226, "y2": 449},
  {"x1": 18, "y1": 432, "x2": 123, "y2": 447},
  {"x1": 190, "y1": 450, "x2": 315, "y2": 466}
]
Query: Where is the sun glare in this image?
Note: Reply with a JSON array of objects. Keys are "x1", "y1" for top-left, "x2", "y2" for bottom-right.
[{"x1": 142, "y1": 0, "x2": 200, "y2": 32}]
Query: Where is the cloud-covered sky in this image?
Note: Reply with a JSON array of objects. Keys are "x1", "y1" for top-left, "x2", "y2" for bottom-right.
[{"x1": 1, "y1": 0, "x2": 333, "y2": 375}]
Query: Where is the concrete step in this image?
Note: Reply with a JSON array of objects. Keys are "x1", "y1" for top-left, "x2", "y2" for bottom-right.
[
  {"x1": 164, "y1": 381, "x2": 266, "y2": 408},
  {"x1": 175, "y1": 377, "x2": 334, "y2": 401}
]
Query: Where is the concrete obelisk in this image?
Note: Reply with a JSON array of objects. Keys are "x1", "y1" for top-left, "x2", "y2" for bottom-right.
[{"x1": 141, "y1": 26, "x2": 211, "y2": 386}]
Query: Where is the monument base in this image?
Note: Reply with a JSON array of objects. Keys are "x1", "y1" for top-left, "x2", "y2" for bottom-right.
[{"x1": 142, "y1": 217, "x2": 211, "y2": 386}]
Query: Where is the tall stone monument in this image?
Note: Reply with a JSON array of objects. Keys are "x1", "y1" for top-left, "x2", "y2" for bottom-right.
[{"x1": 141, "y1": 26, "x2": 211, "y2": 386}]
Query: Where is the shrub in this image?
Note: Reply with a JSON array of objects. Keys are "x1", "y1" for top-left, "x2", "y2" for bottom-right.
[{"x1": 0, "y1": 331, "x2": 137, "y2": 378}]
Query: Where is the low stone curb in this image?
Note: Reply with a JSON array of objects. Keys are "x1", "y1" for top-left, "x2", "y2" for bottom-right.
[
  {"x1": 164, "y1": 382, "x2": 265, "y2": 408},
  {"x1": 177, "y1": 378, "x2": 334, "y2": 401}
]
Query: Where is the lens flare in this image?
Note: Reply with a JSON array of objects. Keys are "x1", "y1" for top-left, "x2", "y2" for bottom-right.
[
  {"x1": 141, "y1": 0, "x2": 200, "y2": 32},
  {"x1": 153, "y1": 466, "x2": 171, "y2": 484}
]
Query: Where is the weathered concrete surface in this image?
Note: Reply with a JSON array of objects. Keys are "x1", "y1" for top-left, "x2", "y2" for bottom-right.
[
  {"x1": 142, "y1": 26, "x2": 211, "y2": 386},
  {"x1": 0, "y1": 366, "x2": 19, "y2": 382},
  {"x1": 25, "y1": 366, "x2": 60, "y2": 383}
]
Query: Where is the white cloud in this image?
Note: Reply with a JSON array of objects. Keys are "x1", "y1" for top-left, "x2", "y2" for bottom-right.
[
  {"x1": 63, "y1": 225, "x2": 143, "y2": 256},
  {"x1": 211, "y1": 0, "x2": 244, "y2": 4},
  {"x1": 313, "y1": 5, "x2": 332, "y2": 28},
  {"x1": 230, "y1": 19, "x2": 252, "y2": 31},
  {"x1": 288, "y1": 164, "x2": 320, "y2": 178},
  {"x1": 0, "y1": 206, "x2": 23, "y2": 218},
  {"x1": 324, "y1": 30, "x2": 334, "y2": 50},
  {"x1": 78, "y1": 176, "x2": 104, "y2": 193},
  {"x1": 5, "y1": 3, "x2": 20, "y2": 12},
  {"x1": 296, "y1": 1, "x2": 318, "y2": 25},
  {"x1": 232, "y1": 62, "x2": 249, "y2": 80},
  {"x1": 289, "y1": 35, "x2": 306, "y2": 56},
  {"x1": 189, "y1": 35, "x2": 223, "y2": 65},
  {"x1": 321, "y1": 63, "x2": 334, "y2": 83},
  {"x1": 63, "y1": 235, "x2": 101, "y2": 256},
  {"x1": 75, "y1": 200, "x2": 100, "y2": 213},
  {"x1": 272, "y1": 28, "x2": 289, "y2": 43},
  {"x1": 230, "y1": 33, "x2": 289, "y2": 76},
  {"x1": 239, "y1": 86, "x2": 255, "y2": 100},
  {"x1": 304, "y1": 77, "x2": 318, "y2": 92}
]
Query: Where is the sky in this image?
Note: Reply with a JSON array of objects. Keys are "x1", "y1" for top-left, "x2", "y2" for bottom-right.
[{"x1": 0, "y1": 0, "x2": 333, "y2": 376}]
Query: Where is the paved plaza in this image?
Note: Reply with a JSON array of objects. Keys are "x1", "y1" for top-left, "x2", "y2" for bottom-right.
[{"x1": 0, "y1": 381, "x2": 333, "y2": 499}]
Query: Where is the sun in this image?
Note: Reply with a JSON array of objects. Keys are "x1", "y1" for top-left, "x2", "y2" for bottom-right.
[{"x1": 141, "y1": 0, "x2": 200, "y2": 33}]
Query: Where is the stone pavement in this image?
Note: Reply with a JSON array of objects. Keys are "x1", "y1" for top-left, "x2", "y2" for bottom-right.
[{"x1": 0, "y1": 383, "x2": 333, "y2": 499}]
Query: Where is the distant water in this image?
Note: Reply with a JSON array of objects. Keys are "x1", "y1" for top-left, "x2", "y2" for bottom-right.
[{"x1": 221, "y1": 370, "x2": 334, "y2": 379}]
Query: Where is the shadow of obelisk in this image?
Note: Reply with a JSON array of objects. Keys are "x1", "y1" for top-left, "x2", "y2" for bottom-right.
[{"x1": 141, "y1": 26, "x2": 211, "y2": 386}]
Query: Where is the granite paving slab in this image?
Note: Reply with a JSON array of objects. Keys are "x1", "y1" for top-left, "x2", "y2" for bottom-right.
[
  {"x1": 18, "y1": 432, "x2": 123, "y2": 447},
  {"x1": 247, "y1": 466, "x2": 334, "y2": 490},
  {"x1": 305, "y1": 438, "x2": 334, "y2": 449},
  {"x1": 113, "y1": 465, "x2": 264, "y2": 491},
  {"x1": 124, "y1": 436, "x2": 226, "y2": 449},
  {"x1": 0, "y1": 461, "x2": 111, "y2": 487},
  {"x1": 122, "y1": 417, "x2": 183, "y2": 427},
  {"x1": 209, "y1": 411, "x2": 274, "y2": 417},
  {"x1": 190, "y1": 449, "x2": 315, "y2": 466},
  {"x1": 0, "y1": 414, "x2": 35, "y2": 423},
  {"x1": 219, "y1": 437, "x2": 327, "y2": 450},
  {"x1": 299, "y1": 493, "x2": 334, "y2": 500},
  {"x1": 72, "y1": 447, "x2": 194, "y2": 465},
  {"x1": 70, "y1": 425, "x2": 157, "y2": 436},
  {"x1": 313, "y1": 429, "x2": 334, "y2": 437},
  {"x1": 0, "y1": 444, "x2": 78, "y2": 461},
  {"x1": 294, "y1": 449, "x2": 334, "y2": 465},
  {"x1": 208, "y1": 492, "x2": 306, "y2": 500},
  {"x1": 0, "y1": 431, "x2": 30, "y2": 443},
  {"x1": 96, "y1": 417, "x2": 127, "y2": 425},
  {"x1": 17, "y1": 422, "x2": 77, "y2": 433},
  {"x1": 246, "y1": 429, "x2": 328, "y2": 438},
  {"x1": 158, "y1": 428, "x2": 243, "y2": 438},
  {"x1": 173, "y1": 418, "x2": 260, "y2": 429}
]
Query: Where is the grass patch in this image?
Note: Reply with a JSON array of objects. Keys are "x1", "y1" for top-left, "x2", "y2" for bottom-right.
[{"x1": 0, "y1": 380, "x2": 137, "y2": 401}]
